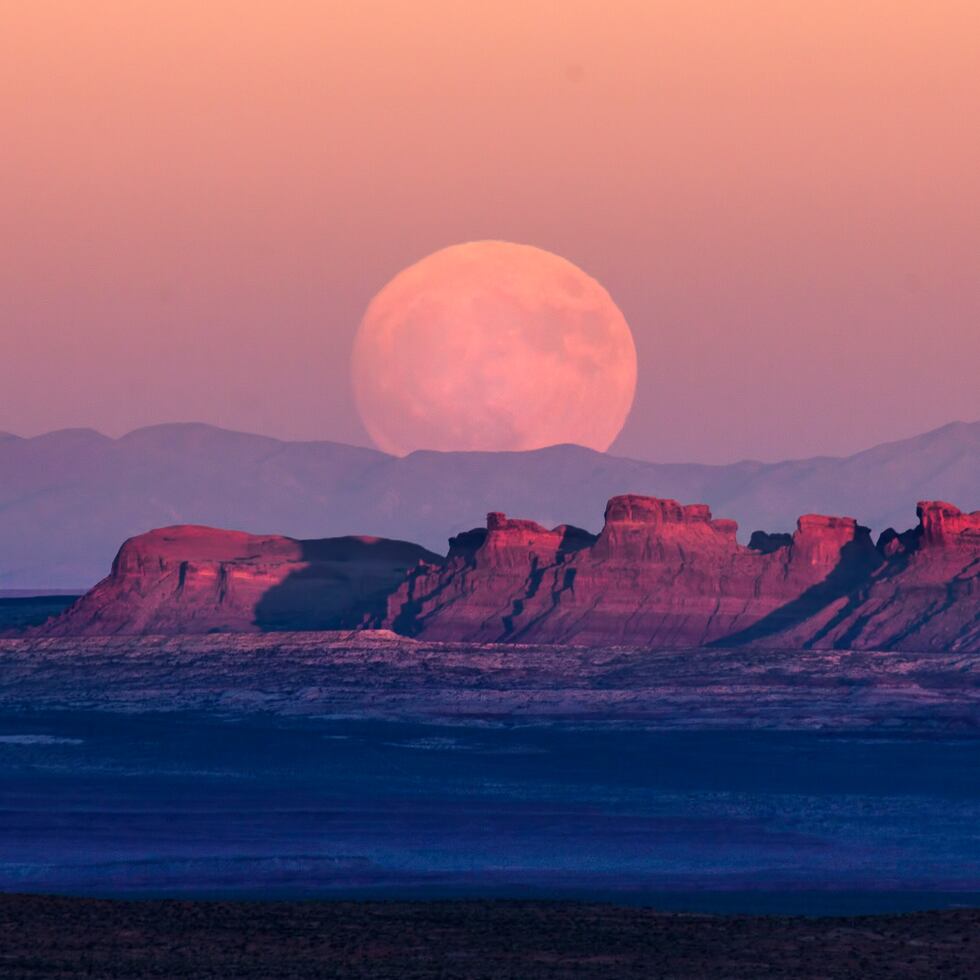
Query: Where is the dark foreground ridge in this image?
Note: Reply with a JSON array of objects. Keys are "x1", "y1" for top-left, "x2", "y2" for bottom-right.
[
  {"x1": 34, "y1": 496, "x2": 980, "y2": 652},
  {"x1": 0, "y1": 895, "x2": 977, "y2": 979}
]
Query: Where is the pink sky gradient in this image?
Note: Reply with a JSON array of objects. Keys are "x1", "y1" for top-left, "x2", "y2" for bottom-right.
[{"x1": 2, "y1": 1, "x2": 978, "y2": 462}]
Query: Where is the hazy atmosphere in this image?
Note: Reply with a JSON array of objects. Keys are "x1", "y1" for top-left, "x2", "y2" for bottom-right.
[
  {"x1": 3, "y1": 1, "x2": 978, "y2": 462},
  {"x1": 3, "y1": 7, "x2": 980, "y2": 974}
]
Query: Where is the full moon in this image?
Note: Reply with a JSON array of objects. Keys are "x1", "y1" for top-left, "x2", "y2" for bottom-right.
[{"x1": 351, "y1": 241, "x2": 637, "y2": 456}]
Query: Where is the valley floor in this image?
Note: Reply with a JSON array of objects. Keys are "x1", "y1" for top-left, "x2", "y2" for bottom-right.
[{"x1": 1, "y1": 631, "x2": 977, "y2": 972}]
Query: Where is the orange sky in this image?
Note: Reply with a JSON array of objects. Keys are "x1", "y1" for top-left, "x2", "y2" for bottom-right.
[{"x1": 2, "y1": 1, "x2": 978, "y2": 461}]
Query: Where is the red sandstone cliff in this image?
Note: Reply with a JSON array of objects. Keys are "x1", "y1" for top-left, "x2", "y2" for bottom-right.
[
  {"x1": 37, "y1": 498, "x2": 979, "y2": 652},
  {"x1": 381, "y1": 497, "x2": 978, "y2": 651},
  {"x1": 384, "y1": 496, "x2": 885, "y2": 646},
  {"x1": 40, "y1": 525, "x2": 439, "y2": 636},
  {"x1": 770, "y1": 502, "x2": 980, "y2": 652}
]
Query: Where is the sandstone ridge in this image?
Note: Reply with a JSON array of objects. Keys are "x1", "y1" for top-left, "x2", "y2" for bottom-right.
[
  {"x1": 382, "y1": 496, "x2": 978, "y2": 651},
  {"x1": 39, "y1": 525, "x2": 439, "y2": 636},
  {"x1": 36, "y1": 498, "x2": 980, "y2": 651}
]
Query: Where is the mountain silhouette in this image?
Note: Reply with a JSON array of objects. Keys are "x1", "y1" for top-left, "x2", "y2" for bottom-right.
[{"x1": 0, "y1": 419, "x2": 977, "y2": 589}]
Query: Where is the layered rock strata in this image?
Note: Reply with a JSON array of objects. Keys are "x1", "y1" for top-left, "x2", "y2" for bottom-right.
[
  {"x1": 384, "y1": 496, "x2": 881, "y2": 645},
  {"x1": 37, "y1": 499, "x2": 980, "y2": 651},
  {"x1": 40, "y1": 525, "x2": 439, "y2": 636},
  {"x1": 772, "y1": 501, "x2": 980, "y2": 651},
  {"x1": 382, "y1": 498, "x2": 978, "y2": 651}
]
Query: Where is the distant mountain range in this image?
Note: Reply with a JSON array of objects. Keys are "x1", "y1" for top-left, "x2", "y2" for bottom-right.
[{"x1": 1, "y1": 419, "x2": 977, "y2": 589}]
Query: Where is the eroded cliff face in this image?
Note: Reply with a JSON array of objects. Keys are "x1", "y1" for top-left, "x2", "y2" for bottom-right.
[
  {"x1": 40, "y1": 526, "x2": 439, "y2": 636},
  {"x1": 382, "y1": 497, "x2": 979, "y2": 651},
  {"x1": 385, "y1": 496, "x2": 881, "y2": 645},
  {"x1": 774, "y1": 501, "x2": 980, "y2": 652},
  {"x1": 36, "y1": 498, "x2": 979, "y2": 651},
  {"x1": 917, "y1": 500, "x2": 980, "y2": 547},
  {"x1": 384, "y1": 514, "x2": 595, "y2": 639}
]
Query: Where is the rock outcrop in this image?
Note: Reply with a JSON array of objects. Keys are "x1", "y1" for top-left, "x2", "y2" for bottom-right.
[
  {"x1": 381, "y1": 497, "x2": 979, "y2": 652},
  {"x1": 37, "y1": 498, "x2": 980, "y2": 652},
  {"x1": 40, "y1": 526, "x2": 439, "y2": 636},
  {"x1": 383, "y1": 496, "x2": 885, "y2": 646},
  {"x1": 772, "y1": 501, "x2": 980, "y2": 652}
]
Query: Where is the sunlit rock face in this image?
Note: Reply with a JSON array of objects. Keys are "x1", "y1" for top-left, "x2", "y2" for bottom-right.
[
  {"x1": 36, "y1": 498, "x2": 979, "y2": 652},
  {"x1": 916, "y1": 500, "x2": 980, "y2": 547},
  {"x1": 351, "y1": 241, "x2": 637, "y2": 455},
  {"x1": 384, "y1": 497, "x2": 979, "y2": 651},
  {"x1": 384, "y1": 496, "x2": 879, "y2": 645},
  {"x1": 786, "y1": 501, "x2": 980, "y2": 652},
  {"x1": 40, "y1": 526, "x2": 439, "y2": 636}
]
